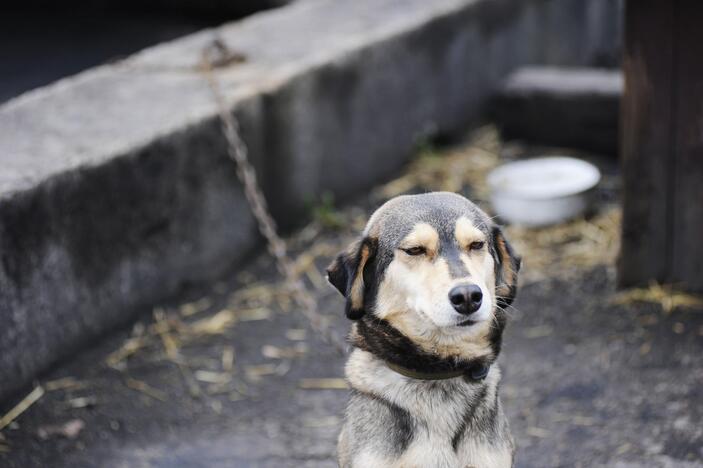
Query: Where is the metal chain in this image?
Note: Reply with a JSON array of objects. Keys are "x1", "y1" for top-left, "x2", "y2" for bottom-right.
[{"x1": 200, "y1": 40, "x2": 347, "y2": 355}]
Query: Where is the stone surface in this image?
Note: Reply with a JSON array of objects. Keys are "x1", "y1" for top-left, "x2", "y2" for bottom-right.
[
  {"x1": 491, "y1": 66, "x2": 623, "y2": 154},
  {"x1": 0, "y1": 0, "x2": 622, "y2": 402}
]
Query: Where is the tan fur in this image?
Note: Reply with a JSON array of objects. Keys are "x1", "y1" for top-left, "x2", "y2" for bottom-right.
[
  {"x1": 349, "y1": 243, "x2": 372, "y2": 311},
  {"x1": 377, "y1": 260, "x2": 493, "y2": 360},
  {"x1": 398, "y1": 223, "x2": 439, "y2": 256},
  {"x1": 372, "y1": 218, "x2": 497, "y2": 361},
  {"x1": 454, "y1": 216, "x2": 486, "y2": 248},
  {"x1": 494, "y1": 234, "x2": 517, "y2": 301}
]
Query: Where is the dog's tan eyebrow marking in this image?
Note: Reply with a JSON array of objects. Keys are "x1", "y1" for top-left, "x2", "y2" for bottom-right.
[
  {"x1": 455, "y1": 216, "x2": 485, "y2": 246},
  {"x1": 399, "y1": 223, "x2": 439, "y2": 252}
]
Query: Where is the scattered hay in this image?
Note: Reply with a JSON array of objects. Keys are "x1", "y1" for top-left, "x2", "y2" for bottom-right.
[
  {"x1": 153, "y1": 308, "x2": 180, "y2": 360},
  {"x1": 298, "y1": 378, "x2": 349, "y2": 390},
  {"x1": 228, "y1": 392, "x2": 247, "y2": 402},
  {"x1": 178, "y1": 364, "x2": 202, "y2": 398},
  {"x1": 209, "y1": 400, "x2": 223, "y2": 414},
  {"x1": 244, "y1": 362, "x2": 291, "y2": 382},
  {"x1": 64, "y1": 396, "x2": 97, "y2": 409},
  {"x1": 261, "y1": 344, "x2": 308, "y2": 359},
  {"x1": 206, "y1": 382, "x2": 234, "y2": 396},
  {"x1": 228, "y1": 282, "x2": 289, "y2": 307},
  {"x1": 244, "y1": 364, "x2": 278, "y2": 382},
  {"x1": 125, "y1": 378, "x2": 168, "y2": 402},
  {"x1": 179, "y1": 297, "x2": 213, "y2": 317},
  {"x1": 289, "y1": 241, "x2": 342, "y2": 292},
  {"x1": 0, "y1": 386, "x2": 44, "y2": 432},
  {"x1": 222, "y1": 346, "x2": 235, "y2": 372},
  {"x1": 194, "y1": 370, "x2": 232, "y2": 385},
  {"x1": 506, "y1": 207, "x2": 621, "y2": 284},
  {"x1": 236, "y1": 308, "x2": 272, "y2": 321},
  {"x1": 103, "y1": 278, "x2": 290, "y2": 398},
  {"x1": 612, "y1": 282, "x2": 703, "y2": 313},
  {"x1": 44, "y1": 377, "x2": 87, "y2": 392},
  {"x1": 377, "y1": 125, "x2": 502, "y2": 200},
  {"x1": 285, "y1": 329, "x2": 307, "y2": 341},
  {"x1": 106, "y1": 336, "x2": 149, "y2": 369},
  {"x1": 188, "y1": 310, "x2": 237, "y2": 336}
]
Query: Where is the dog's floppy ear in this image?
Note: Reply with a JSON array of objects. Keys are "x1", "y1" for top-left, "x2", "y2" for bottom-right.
[
  {"x1": 326, "y1": 237, "x2": 376, "y2": 320},
  {"x1": 491, "y1": 227, "x2": 521, "y2": 308}
]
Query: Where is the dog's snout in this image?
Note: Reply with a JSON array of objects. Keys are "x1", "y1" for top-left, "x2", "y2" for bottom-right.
[{"x1": 448, "y1": 284, "x2": 483, "y2": 315}]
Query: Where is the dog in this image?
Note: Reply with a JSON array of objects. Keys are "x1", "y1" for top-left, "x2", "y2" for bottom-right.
[{"x1": 327, "y1": 192, "x2": 521, "y2": 468}]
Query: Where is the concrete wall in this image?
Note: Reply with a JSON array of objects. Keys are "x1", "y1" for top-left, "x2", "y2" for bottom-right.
[
  {"x1": 0, "y1": 0, "x2": 622, "y2": 401},
  {"x1": 491, "y1": 66, "x2": 622, "y2": 154}
]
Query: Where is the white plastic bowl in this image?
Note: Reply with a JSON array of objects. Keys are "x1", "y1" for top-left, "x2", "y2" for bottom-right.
[{"x1": 487, "y1": 157, "x2": 601, "y2": 227}]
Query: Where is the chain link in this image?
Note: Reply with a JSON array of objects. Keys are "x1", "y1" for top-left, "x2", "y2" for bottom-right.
[{"x1": 201, "y1": 40, "x2": 347, "y2": 355}]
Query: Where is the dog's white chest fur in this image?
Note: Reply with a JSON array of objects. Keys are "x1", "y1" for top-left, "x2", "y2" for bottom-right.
[{"x1": 341, "y1": 350, "x2": 513, "y2": 468}]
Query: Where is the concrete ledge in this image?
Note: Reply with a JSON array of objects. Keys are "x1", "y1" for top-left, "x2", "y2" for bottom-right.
[
  {"x1": 491, "y1": 66, "x2": 622, "y2": 154},
  {"x1": 0, "y1": 0, "x2": 621, "y2": 401}
]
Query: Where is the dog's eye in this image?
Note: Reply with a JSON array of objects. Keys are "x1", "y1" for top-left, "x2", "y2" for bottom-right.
[
  {"x1": 402, "y1": 246, "x2": 426, "y2": 256},
  {"x1": 468, "y1": 241, "x2": 485, "y2": 251}
]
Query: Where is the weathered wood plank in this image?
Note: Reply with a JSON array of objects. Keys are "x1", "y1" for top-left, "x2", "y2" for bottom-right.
[
  {"x1": 670, "y1": 0, "x2": 703, "y2": 292},
  {"x1": 619, "y1": 0, "x2": 703, "y2": 292},
  {"x1": 618, "y1": 0, "x2": 676, "y2": 287}
]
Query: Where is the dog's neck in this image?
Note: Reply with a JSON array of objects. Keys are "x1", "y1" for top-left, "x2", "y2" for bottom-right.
[{"x1": 350, "y1": 318, "x2": 494, "y2": 380}]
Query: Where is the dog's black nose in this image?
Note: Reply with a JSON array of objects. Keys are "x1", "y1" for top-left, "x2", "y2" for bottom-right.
[{"x1": 449, "y1": 284, "x2": 483, "y2": 315}]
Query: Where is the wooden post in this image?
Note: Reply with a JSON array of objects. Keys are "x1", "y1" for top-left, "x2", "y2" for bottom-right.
[{"x1": 619, "y1": 0, "x2": 703, "y2": 293}]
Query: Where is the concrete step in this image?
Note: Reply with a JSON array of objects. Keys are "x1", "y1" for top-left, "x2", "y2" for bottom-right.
[
  {"x1": 491, "y1": 66, "x2": 623, "y2": 155},
  {"x1": 0, "y1": 0, "x2": 621, "y2": 402}
]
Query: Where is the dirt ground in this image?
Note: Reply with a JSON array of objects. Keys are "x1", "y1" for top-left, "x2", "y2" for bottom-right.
[{"x1": 1, "y1": 128, "x2": 702, "y2": 468}]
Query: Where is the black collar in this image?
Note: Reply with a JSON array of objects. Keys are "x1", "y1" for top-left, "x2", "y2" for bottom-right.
[
  {"x1": 352, "y1": 318, "x2": 494, "y2": 382},
  {"x1": 385, "y1": 361, "x2": 490, "y2": 382}
]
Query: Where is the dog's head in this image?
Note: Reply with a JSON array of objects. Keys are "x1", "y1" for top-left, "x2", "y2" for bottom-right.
[{"x1": 327, "y1": 192, "x2": 520, "y2": 363}]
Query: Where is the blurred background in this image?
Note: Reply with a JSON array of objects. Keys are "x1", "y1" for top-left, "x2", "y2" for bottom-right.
[
  {"x1": 1, "y1": 0, "x2": 701, "y2": 467},
  {"x1": 0, "y1": 0, "x2": 288, "y2": 102}
]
